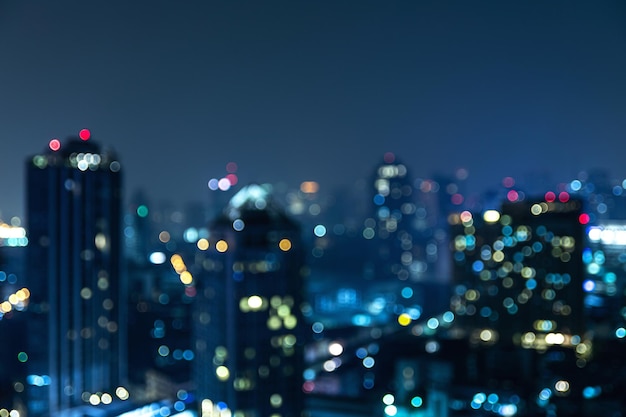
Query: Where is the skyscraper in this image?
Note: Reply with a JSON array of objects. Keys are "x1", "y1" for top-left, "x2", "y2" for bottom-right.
[
  {"x1": 25, "y1": 131, "x2": 127, "y2": 415},
  {"x1": 193, "y1": 184, "x2": 306, "y2": 417}
]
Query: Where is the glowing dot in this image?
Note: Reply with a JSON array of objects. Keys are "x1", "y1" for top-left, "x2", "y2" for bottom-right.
[
  {"x1": 226, "y1": 173, "x2": 238, "y2": 186},
  {"x1": 208, "y1": 179, "x2": 219, "y2": 190},
  {"x1": 279, "y1": 238, "x2": 292, "y2": 251},
  {"x1": 79, "y1": 129, "x2": 91, "y2": 141},
  {"x1": 216, "y1": 366, "x2": 230, "y2": 380},
  {"x1": 583, "y1": 280, "x2": 595, "y2": 292},
  {"x1": 328, "y1": 342, "x2": 344, "y2": 356},
  {"x1": 197, "y1": 239, "x2": 209, "y2": 250},
  {"x1": 502, "y1": 176, "x2": 515, "y2": 187},
  {"x1": 159, "y1": 231, "x2": 170, "y2": 243},
  {"x1": 545, "y1": 191, "x2": 556, "y2": 202},
  {"x1": 555, "y1": 380, "x2": 570, "y2": 392},
  {"x1": 49, "y1": 139, "x2": 61, "y2": 151},
  {"x1": 506, "y1": 190, "x2": 519, "y2": 202},
  {"x1": 558, "y1": 191, "x2": 570, "y2": 203},
  {"x1": 382, "y1": 394, "x2": 395, "y2": 405},
  {"x1": 216, "y1": 240, "x2": 228, "y2": 252},
  {"x1": 411, "y1": 396, "x2": 423, "y2": 407},
  {"x1": 101, "y1": 393, "x2": 112, "y2": 404},
  {"x1": 17, "y1": 352, "x2": 28, "y2": 362},
  {"x1": 313, "y1": 225, "x2": 326, "y2": 237},
  {"x1": 115, "y1": 387, "x2": 129, "y2": 400},
  {"x1": 247, "y1": 295, "x2": 263, "y2": 309},
  {"x1": 579, "y1": 213, "x2": 590, "y2": 224},
  {"x1": 397, "y1": 313, "x2": 412, "y2": 326},
  {"x1": 180, "y1": 271, "x2": 193, "y2": 285},
  {"x1": 300, "y1": 181, "x2": 319, "y2": 193},
  {"x1": 233, "y1": 219, "x2": 245, "y2": 231},
  {"x1": 136, "y1": 205, "x2": 149, "y2": 218},
  {"x1": 89, "y1": 394, "x2": 100, "y2": 405},
  {"x1": 483, "y1": 210, "x2": 500, "y2": 223},
  {"x1": 158, "y1": 345, "x2": 170, "y2": 356},
  {"x1": 383, "y1": 152, "x2": 395, "y2": 163},
  {"x1": 218, "y1": 178, "x2": 231, "y2": 191},
  {"x1": 226, "y1": 162, "x2": 238, "y2": 173}
]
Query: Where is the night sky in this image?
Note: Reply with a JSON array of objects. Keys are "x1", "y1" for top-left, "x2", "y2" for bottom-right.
[{"x1": 1, "y1": 1, "x2": 625, "y2": 219}]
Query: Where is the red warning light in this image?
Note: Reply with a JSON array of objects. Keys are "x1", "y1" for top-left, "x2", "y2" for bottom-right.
[
  {"x1": 545, "y1": 191, "x2": 556, "y2": 202},
  {"x1": 579, "y1": 213, "x2": 590, "y2": 225},
  {"x1": 558, "y1": 191, "x2": 570, "y2": 203},
  {"x1": 49, "y1": 138, "x2": 61, "y2": 151},
  {"x1": 79, "y1": 129, "x2": 91, "y2": 141}
]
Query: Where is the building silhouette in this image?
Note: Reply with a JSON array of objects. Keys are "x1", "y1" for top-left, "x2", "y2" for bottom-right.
[
  {"x1": 193, "y1": 184, "x2": 306, "y2": 417},
  {"x1": 25, "y1": 131, "x2": 127, "y2": 415}
]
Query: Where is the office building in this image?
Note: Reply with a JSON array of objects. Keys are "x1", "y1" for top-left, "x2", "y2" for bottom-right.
[
  {"x1": 25, "y1": 131, "x2": 127, "y2": 415},
  {"x1": 193, "y1": 184, "x2": 306, "y2": 417}
]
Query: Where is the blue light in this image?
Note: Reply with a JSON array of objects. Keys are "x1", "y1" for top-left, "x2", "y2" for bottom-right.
[
  {"x1": 582, "y1": 386, "x2": 601, "y2": 399},
  {"x1": 616, "y1": 327, "x2": 626, "y2": 338},
  {"x1": 583, "y1": 280, "x2": 595, "y2": 292},
  {"x1": 472, "y1": 261, "x2": 484, "y2": 273},
  {"x1": 410, "y1": 396, "x2": 423, "y2": 407},
  {"x1": 373, "y1": 194, "x2": 385, "y2": 205},
  {"x1": 401, "y1": 287, "x2": 413, "y2": 298},
  {"x1": 313, "y1": 225, "x2": 327, "y2": 237},
  {"x1": 526, "y1": 279, "x2": 537, "y2": 290}
]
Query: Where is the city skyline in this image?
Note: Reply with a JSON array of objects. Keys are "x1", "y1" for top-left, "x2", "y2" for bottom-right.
[{"x1": 2, "y1": 1, "x2": 626, "y2": 219}]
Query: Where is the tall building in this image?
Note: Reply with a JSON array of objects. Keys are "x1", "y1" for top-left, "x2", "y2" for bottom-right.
[
  {"x1": 451, "y1": 194, "x2": 586, "y2": 350},
  {"x1": 25, "y1": 131, "x2": 127, "y2": 415},
  {"x1": 193, "y1": 184, "x2": 306, "y2": 417}
]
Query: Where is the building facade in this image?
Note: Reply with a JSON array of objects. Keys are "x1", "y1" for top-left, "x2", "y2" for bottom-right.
[{"x1": 25, "y1": 131, "x2": 127, "y2": 415}]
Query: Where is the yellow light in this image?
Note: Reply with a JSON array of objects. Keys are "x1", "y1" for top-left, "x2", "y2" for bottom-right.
[
  {"x1": 483, "y1": 210, "x2": 500, "y2": 223},
  {"x1": 300, "y1": 181, "x2": 319, "y2": 193},
  {"x1": 101, "y1": 393, "x2": 112, "y2": 404},
  {"x1": 216, "y1": 365, "x2": 230, "y2": 380},
  {"x1": 278, "y1": 238, "x2": 292, "y2": 251},
  {"x1": 1, "y1": 302, "x2": 12, "y2": 313},
  {"x1": 479, "y1": 329, "x2": 493, "y2": 342},
  {"x1": 216, "y1": 240, "x2": 228, "y2": 253},
  {"x1": 8, "y1": 294, "x2": 18, "y2": 305},
  {"x1": 115, "y1": 387, "x2": 129, "y2": 400},
  {"x1": 180, "y1": 271, "x2": 193, "y2": 285},
  {"x1": 247, "y1": 295, "x2": 263, "y2": 310},
  {"x1": 397, "y1": 313, "x2": 412, "y2": 326},
  {"x1": 197, "y1": 238, "x2": 209, "y2": 250}
]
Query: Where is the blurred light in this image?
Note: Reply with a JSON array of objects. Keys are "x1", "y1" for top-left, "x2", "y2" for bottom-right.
[
  {"x1": 506, "y1": 190, "x2": 519, "y2": 202},
  {"x1": 382, "y1": 394, "x2": 395, "y2": 405},
  {"x1": 483, "y1": 210, "x2": 501, "y2": 223},
  {"x1": 328, "y1": 342, "x2": 344, "y2": 356},
  {"x1": 397, "y1": 313, "x2": 411, "y2": 326},
  {"x1": 583, "y1": 280, "x2": 595, "y2": 292},
  {"x1": 49, "y1": 139, "x2": 61, "y2": 151},
  {"x1": 136, "y1": 205, "x2": 149, "y2": 218},
  {"x1": 555, "y1": 380, "x2": 570, "y2": 393},
  {"x1": 216, "y1": 240, "x2": 228, "y2": 252},
  {"x1": 226, "y1": 162, "x2": 238, "y2": 173},
  {"x1": 300, "y1": 181, "x2": 319, "y2": 193},
  {"x1": 545, "y1": 191, "x2": 556, "y2": 202},
  {"x1": 410, "y1": 396, "x2": 423, "y2": 408},
  {"x1": 197, "y1": 239, "x2": 209, "y2": 250},
  {"x1": 232, "y1": 219, "x2": 245, "y2": 231},
  {"x1": 218, "y1": 178, "x2": 231, "y2": 191},
  {"x1": 313, "y1": 225, "x2": 326, "y2": 237},
  {"x1": 226, "y1": 173, "x2": 238, "y2": 186},
  {"x1": 79, "y1": 129, "x2": 91, "y2": 141},
  {"x1": 579, "y1": 213, "x2": 590, "y2": 224},
  {"x1": 278, "y1": 238, "x2": 292, "y2": 251},
  {"x1": 208, "y1": 179, "x2": 219, "y2": 190},
  {"x1": 558, "y1": 192, "x2": 569, "y2": 203},
  {"x1": 384, "y1": 405, "x2": 397, "y2": 416}
]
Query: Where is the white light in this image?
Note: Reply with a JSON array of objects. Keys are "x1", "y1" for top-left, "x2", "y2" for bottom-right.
[
  {"x1": 384, "y1": 405, "x2": 397, "y2": 416},
  {"x1": 328, "y1": 342, "x2": 344, "y2": 356},
  {"x1": 149, "y1": 252, "x2": 167, "y2": 264}
]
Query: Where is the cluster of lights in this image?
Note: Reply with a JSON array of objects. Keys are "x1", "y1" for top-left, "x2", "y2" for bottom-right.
[
  {"x1": 208, "y1": 162, "x2": 239, "y2": 191},
  {"x1": 0, "y1": 220, "x2": 28, "y2": 247},
  {"x1": 0, "y1": 409, "x2": 20, "y2": 417},
  {"x1": 170, "y1": 254, "x2": 193, "y2": 285},
  {"x1": 382, "y1": 392, "x2": 424, "y2": 416},
  {"x1": 81, "y1": 386, "x2": 129, "y2": 406},
  {"x1": 0, "y1": 287, "x2": 30, "y2": 317},
  {"x1": 200, "y1": 399, "x2": 231, "y2": 417},
  {"x1": 470, "y1": 392, "x2": 518, "y2": 416}
]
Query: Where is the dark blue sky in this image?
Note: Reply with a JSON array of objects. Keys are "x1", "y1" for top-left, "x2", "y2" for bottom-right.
[{"x1": 1, "y1": 1, "x2": 625, "y2": 219}]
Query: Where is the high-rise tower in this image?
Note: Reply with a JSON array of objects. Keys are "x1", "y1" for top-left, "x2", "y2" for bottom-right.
[
  {"x1": 193, "y1": 184, "x2": 305, "y2": 417},
  {"x1": 25, "y1": 130, "x2": 127, "y2": 415}
]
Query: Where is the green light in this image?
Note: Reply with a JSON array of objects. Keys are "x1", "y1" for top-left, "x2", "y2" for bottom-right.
[
  {"x1": 17, "y1": 352, "x2": 28, "y2": 362},
  {"x1": 137, "y1": 205, "x2": 149, "y2": 218}
]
